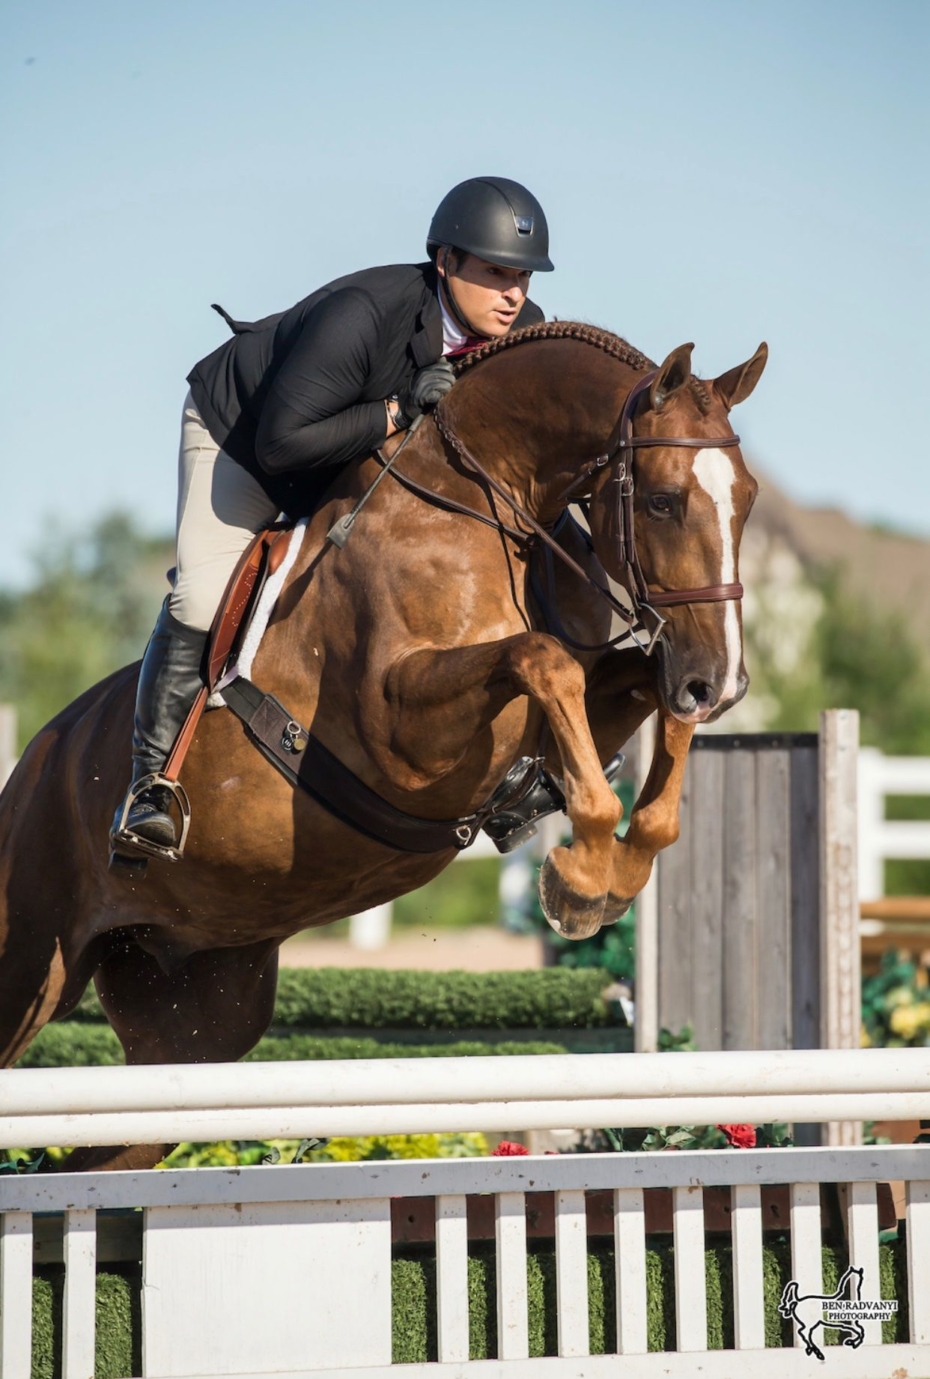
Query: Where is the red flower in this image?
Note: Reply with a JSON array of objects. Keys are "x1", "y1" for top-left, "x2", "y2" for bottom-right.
[
  {"x1": 717, "y1": 1124, "x2": 756, "y2": 1148},
  {"x1": 492, "y1": 1140, "x2": 530, "y2": 1156}
]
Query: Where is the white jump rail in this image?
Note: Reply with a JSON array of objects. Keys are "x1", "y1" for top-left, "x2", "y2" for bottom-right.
[
  {"x1": 2, "y1": 1047, "x2": 929, "y2": 1146},
  {"x1": 1, "y1": 1051, "x2": 929, "y2": 1378}
]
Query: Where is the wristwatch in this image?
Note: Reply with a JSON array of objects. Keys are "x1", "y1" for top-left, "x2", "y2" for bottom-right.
[{"x1": 388, "y1": 394, "x2": 408, "y2": 431}]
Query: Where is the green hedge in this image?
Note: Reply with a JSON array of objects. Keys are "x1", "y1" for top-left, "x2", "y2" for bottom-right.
[
  {"x1": 20, "y1": 967, "x2": 621, "y2": 1069},
  {"x1": 66, "y1": 967, "x2": 618, "y2": 1031},
  {"x1": 30, "y1": 1270, "x2": 140, "y2": 1379},
  {"x1": 392, "y1": 1240, "x2": 908, "y2": 1360},
  {"x1": 16, "y1": 1024, "x2": 569, "y2": 1069},
  {"x1": 23, "y1": 1241, "x2": 907, "y2": 1375}
]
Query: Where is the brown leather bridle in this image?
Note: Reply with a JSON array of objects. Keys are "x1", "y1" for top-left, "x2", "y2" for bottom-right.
[
  {"x1": 366, "y1": 366, "x2": 744, "y2": 657},
  {"x1": 588, "y1": 367, "x2": 744, "y2": 650}
]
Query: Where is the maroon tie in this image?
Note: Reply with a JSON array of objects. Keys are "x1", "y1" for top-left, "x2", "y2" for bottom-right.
[{"x1": 446, "y1": 337, "x2": 485, "y2": 358}]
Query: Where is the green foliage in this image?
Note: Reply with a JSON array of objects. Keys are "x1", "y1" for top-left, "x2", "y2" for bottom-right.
[
  {"x1": 270, "y1": 966, "x2": 616, "y2": 1030},
  {"x1": 31, "y1": 1269, "x2": 141, "y2": 1379},
  {"x1": 657, "y1": 1023, "x2": 697, "y2": 1052},
  {"x1": 543, "y1": 910, "x2": 635, "y2": 979},
  {"x1": 55, "y1": 967, "x2": 618, "y2": 1034},
  {"x1": 514, "y1": 779, "x2": 639, "y2": 978},
  {"x1": 16, "y1": 1022, "x2": 127, "y2": 1066},
  {"x1": 24, "y1": 1242, "x2": 910, "y2": 1368},
  {"x1": 16, "y1": 1024, "x2": 569, "y2": 1069},
  {"x1": 162, "y1": 1132, "x2": 489, "y2": 1168},
  {"x1": 746, "y1": 565, "x2": 930, "y2": 755},
  {"x1": 591, "y1": 1122, "x2": 791, "y2": 1153},
  {"x1": 0, "y1": 512, "x2": 172, "y2": 750},
  {"x1": 394, "y1": 857, "x2": 502, "y2": 929},
  {"x1": 389, "y1": 1240, "x2": 908, "y2": 1360},
  {"x1": 862, "y1": 949, "x2": 930, "y2": 1047},
  {"x1": 248, "y1": 1035, "x2": 569, "y2": 1060}
]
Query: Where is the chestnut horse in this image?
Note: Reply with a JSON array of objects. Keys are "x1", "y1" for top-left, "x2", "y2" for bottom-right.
[{"x1": 0, "y1": 322, "x2": 765, "y2": 1169}]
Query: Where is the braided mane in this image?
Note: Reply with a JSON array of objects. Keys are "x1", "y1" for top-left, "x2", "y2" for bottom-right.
[
  {"x1": 452, "y1": 320, "x2": 653, "y2": 375},
  {"x1": 454, "y1": 320, "x2": 713, "y2": 413}
]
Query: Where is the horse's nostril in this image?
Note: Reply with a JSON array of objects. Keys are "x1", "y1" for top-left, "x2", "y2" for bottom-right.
[{"x1": 687, "y1": 680, "x2": 714, "y2": 706}]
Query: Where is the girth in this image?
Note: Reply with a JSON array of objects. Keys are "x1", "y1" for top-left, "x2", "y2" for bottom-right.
[{"x1": 220, "y1": 675, "x2": 497, "y2": 853}]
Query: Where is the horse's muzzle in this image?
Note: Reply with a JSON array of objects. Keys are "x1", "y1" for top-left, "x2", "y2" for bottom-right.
[{"x1": 670, "y1": 669, "x2": 749, "y2": 723}]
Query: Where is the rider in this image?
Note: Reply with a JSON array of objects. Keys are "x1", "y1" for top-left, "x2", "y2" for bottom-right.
[{"x1": 111, "y1": 177, "x2": 554, "y2": 859}]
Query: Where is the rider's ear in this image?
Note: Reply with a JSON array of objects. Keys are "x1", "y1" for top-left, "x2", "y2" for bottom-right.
[
  {"x1": 649, "y1": 343, "x2": 694, "y2": 412},
  {"x1": 713, "y1": 342, "x2": 768, "y2": 411}
]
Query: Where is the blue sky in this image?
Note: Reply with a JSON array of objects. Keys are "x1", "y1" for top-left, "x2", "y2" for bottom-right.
[{"x1": 1, "y1": 0, "x2": 927, "y2": 589}]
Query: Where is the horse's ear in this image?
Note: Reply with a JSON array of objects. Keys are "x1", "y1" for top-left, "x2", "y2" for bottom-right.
[
  {"x1": 713, "y1": 342, "x2": 768, "y2": 411},
  {"x1": 649, "y1": 343, "x2": 694, "y2": 412}
]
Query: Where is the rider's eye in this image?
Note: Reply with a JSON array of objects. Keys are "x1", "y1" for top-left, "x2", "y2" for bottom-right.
[{"x1": 650, "y1": 495, "x2": 673, "y2": 514}]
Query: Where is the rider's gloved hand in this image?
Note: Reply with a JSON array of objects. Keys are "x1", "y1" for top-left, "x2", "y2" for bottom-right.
[{"x1": 395, "y1": 360, "x2": 456, "y2": 428}]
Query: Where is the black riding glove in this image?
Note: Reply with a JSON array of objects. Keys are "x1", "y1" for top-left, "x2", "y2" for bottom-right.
[{"x1": 395, "y1": 360, "x2": 456, "y2": 428}]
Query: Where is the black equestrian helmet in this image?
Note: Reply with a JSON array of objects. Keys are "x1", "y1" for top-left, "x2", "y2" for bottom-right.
[{"x1": 427, "y1": 177, "x2": 554, "y2": 273}]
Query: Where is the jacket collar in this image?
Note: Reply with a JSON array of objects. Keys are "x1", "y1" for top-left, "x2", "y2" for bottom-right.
[{"x1": 410, "y1": 263, "x2": 443, "y2": 368}]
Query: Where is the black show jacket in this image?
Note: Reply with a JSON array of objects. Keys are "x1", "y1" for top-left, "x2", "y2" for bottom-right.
[{"x1": 187, "y1": 261, "x2": 543, "y2": 517}]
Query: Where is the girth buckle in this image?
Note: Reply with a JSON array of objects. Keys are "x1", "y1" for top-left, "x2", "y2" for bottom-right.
[{"x1": 281, "y1": 720, "x2": 308, "y2": 754}]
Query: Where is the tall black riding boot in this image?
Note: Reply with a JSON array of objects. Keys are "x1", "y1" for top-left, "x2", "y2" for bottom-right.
[
  {"x1": 109, "y1": 599, "x2": 208, "y2": 857},
  {"x1": 482, "y1": 750, "x2": 626, "y2": 853}
]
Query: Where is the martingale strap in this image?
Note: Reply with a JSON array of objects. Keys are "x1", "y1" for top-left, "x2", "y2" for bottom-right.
[{"x1": 219, "y1": 675, "x2": 486, "y2": 852}]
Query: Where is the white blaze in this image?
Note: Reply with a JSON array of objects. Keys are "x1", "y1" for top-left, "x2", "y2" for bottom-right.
[{"x1": 692, "y1": 447, "x2": 741, "y2": 704}]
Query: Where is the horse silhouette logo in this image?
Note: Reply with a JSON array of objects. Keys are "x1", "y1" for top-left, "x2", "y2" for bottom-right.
[{"x1": 779, "y1": 1265, "x2": 898, "y2": 1361}]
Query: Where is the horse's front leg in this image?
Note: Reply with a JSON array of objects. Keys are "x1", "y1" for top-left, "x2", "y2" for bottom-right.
[
  {"x1": 577, "y1": 648, "x2": 695, "y2": 925},
  {"x1": 602, "y1": 709, "x2": 694, "y2": 922},
  {"x1": 384, "y1": 632, "x2": 620, "y2": 937}
]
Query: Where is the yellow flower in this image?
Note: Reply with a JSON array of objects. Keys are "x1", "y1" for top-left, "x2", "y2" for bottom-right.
[{"x1": 888, "y1": 1003, "x2": 930, "y2": 1041}]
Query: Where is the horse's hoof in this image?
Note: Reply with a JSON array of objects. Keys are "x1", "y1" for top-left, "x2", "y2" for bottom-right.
[
  {"x1": 539, "y1": 854, "x2": 606, "y2": 940},
  {"x1": 600, "y1": 893, "x2": 634, "y2": 927},
  {"x1": 108, "y1": 850, "x2": 148, "y2": 878}
]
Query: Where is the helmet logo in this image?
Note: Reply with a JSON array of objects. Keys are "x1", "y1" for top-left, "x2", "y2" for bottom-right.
[{"x1": 514, "y1": 215, "x2": 534, "y2": 236}]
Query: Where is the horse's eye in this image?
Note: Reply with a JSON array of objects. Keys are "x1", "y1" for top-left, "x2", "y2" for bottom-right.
[{"x1": 650, "y1": 495, "x2": 673, "y2": 514}]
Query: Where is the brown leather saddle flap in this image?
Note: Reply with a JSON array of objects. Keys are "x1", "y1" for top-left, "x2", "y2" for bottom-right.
[
  {"x1": 163, "y1": 523, "x2": 292, "y2": 780},
  {"x1": 206, "y1": 523, "x2": 292, "y2": 690}
]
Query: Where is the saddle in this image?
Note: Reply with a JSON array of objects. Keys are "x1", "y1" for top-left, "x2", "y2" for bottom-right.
[{"x1": 161, "y1": 524, "x2": 293, "y2": 783}]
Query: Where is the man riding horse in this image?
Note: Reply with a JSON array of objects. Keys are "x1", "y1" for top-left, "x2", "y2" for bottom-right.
[{"x1": 112, "y1": 176, "x2": 556, "y2": 859}]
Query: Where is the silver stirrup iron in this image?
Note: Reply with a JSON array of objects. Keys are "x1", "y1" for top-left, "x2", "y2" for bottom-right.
[{"x1": 110, "y1": 773, "x2": 192, "y2": 864}]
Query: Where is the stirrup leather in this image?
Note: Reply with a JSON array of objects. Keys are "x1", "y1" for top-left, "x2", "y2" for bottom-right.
[{"x1": 109, "y1": 773, "x2": 192, "y2": 864}]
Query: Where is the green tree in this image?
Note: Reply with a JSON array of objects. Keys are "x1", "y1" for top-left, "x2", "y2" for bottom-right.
[
  {"x1": 0, "y1": 513, "x2": 172, "y2": 750},
  {"x1": 746, "y1": 565, "x2": 930, "y2": 755},
  {"x1": 744, "y1": 564, "x2": 930, "y2": 893}
]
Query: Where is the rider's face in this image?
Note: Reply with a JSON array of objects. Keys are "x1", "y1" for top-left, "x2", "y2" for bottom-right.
[{"x1": 439, "y1": 251, "x2": 531, "y2": 338}]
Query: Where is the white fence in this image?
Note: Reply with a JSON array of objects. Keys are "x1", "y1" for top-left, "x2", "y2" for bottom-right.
[
  {"x1": 858, "y1": 747, "x2": 930, "y2": 901},
  {"x1": 1, "y1": 1049, "x2": 930, "y2": 1377}
]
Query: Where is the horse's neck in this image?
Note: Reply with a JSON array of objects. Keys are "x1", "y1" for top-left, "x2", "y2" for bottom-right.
[{"x1": 450, "y1": 351, "x2": 641, "y2": 521}]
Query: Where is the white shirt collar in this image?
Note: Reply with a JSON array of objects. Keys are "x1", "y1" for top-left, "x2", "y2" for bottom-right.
[{"x1": 438, "y1": 288, "x2": 470, "y2": 356}]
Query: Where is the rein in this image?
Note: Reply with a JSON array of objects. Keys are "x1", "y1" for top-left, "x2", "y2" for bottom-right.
[{"x1": 374, "y1": 365, "x2": 744, "y2": 656}]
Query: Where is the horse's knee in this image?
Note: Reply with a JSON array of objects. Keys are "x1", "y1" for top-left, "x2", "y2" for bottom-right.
[
  {"x1": 631, "y1": 803, "x2": 680, "y2": 853},
  {"x1": 509, "y1": 633, "x2": 584, "y2": 698}
]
